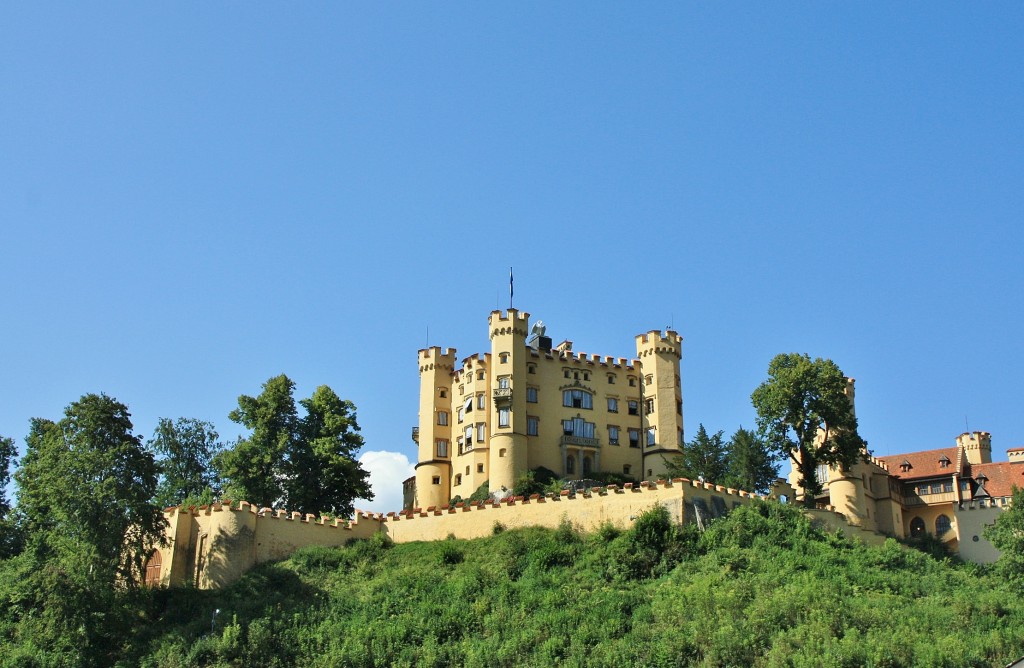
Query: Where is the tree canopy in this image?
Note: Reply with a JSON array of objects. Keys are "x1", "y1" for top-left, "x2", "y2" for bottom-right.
[
  {"x1": 215, "y1": 375, "x2": 372, "y2": 515},
  {"x1": 149, "y1": 417, "x2": 223, "y2": 508},
  {"x1": 751, "y1": 353, "x2": 865, "y2": 506},
  {"x1": 665, "y1": 425, "x2": 779, "y2": 494},
  {"x1": 985, "y1": 486, "x2": 1024, "y2": 580}
]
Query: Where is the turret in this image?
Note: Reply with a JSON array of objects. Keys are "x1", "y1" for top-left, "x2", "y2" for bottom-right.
[
  {"x1": 958, "y1": 431, "x2": 992, "y2": 466},
  {"x1": 487, "y1": 309, "x2": 530, "y2": 494},
  {"x1": 414, "y1": 346, "x2": 457, "y2": 509},
  {"x1": 634, "y1": 329, "x2": 684, "y2": 479}
]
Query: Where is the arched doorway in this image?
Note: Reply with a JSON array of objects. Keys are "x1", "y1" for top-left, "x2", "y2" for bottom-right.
[
  {"x1": 144, "y1": 550, "x2": 162, "y2": 587},
  {"x1": 582, "y1": 455, "x2": 593, "y2": 476},
  {"x1": 909, "y1": 516, "x2": 926, "y2": 539}
]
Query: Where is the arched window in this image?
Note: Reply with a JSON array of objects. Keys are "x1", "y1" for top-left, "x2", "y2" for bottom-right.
[
  {"x1": 935, "y1": 514, "x2": 952, "y2": 537},
  {"x1": 910, "y1": 516, "x2": 926, "y2": 538},
  {"x1": 144, "y1": 550, "x2": 162, "y2": 587},
  {"x1": 566, "y1": 454, "x2": 576, "y2": 475},
  {"x1": 562, "y1": 389, "x2": 593, "y2": 409}
]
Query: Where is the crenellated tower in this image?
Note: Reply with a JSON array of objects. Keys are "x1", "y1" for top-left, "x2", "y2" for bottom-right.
[
  {"x1": 635, "y1": 329, "x2": 684, "y2": 479},
  {"x1": 414, "y1": 346, "x2": 457, "y2": 509},
  {"x1": 487, "y1": 309, "x2": 530, "y2": 494},
  {"x1": 958, "y1": 431, "x2": 992, "y2": 466}
]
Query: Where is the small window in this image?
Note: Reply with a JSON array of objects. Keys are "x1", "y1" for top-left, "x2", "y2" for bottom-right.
[
  {"x1": 477, "y1": 464, "x2": 484, "y2": 473},
  {"x1": 477, "y1": 423, "x2": 485, "y2": 442},
  {"x1": 527, "y1": 364, "x2": 536, "y2": 374},
  {"x1": 527, "y1": 387, "x2": 538, "y2": 403},
  {"x1": 574, "y1": 371, "x2": 579, "y2": 380},
  {"x1": 465, "y1": 426, "x2": 473, "y2": 443},
  {"x1": 439, "y1": 388, "x2": 447, "y2": 398},
  {"x1": 437, "y1": 411, "x2": 449, "y2": 426},
  {"x1": 499, "y1": 448, "x2": 507, "y2": 457},
  {"x1": 466, "y1": 466, "x2": 470, "y2": 475},
  {"x1": 477, "y1": 394, "x2": 486, "y2": 409},
  {"x1": 628, "y1": 401, "x2": 639, "y2": 416},
  {"x1": 527, "y1": 416, "x2": 539, "y2": 436},
  {"x1": 644, "y1": 398, "x2": 655, "y2": 415},
  {"x1": 432, "y1": 476, "x2": 441, "y2": 485},
  {"x1": 628, "y1": 429, "x2": 640, "y2": 448},
  {"x1": 607, "y1": 397, "x2": 618, "y2": 413},
  {"x1": 478, "y1": 371, "x2": 485, "y2": 381},
  {"x1": 455, "y1": 474, "x2": 462, "y2": 486},
  {"x1": 499, "y1": 353, "x2": 509, "y2": 364},
  {"x1": 459, "y1": 384, "x2": 464, "y2": 395},
  {"x1": 676, "y1": 400, "x2": 682, "y2": 415},
  {"x1": 498, "y1": 408, "x2": 510, "y2": 428},
  {"x1": 936, "y1": 514, "x2": 952, "y2": 537},
  {"x1": 436, "y1": 439, "x2": 449, "y2": 458},
  {"x1": 458, "y1": 407, "x2": 465, "y2": 423},
  {"x1": 629, "y1": 377, "x2": 636, "y2": 387},
  {"x1": 646, "y1": 427, "x2": 656, "y2": 446},
  {"x1": 607, "y1": 374, "x2": 615, "y2": 384},
  {"x1": 583, "y1": 372, "x2": 590, "y2": 381},
  {"x1": 498, "y1": 376, "x2": 511, "y2": 389},
  {"x1": 457, "y1": 437, "x2": 464, "y2": 454},
  {"x1": 645, "y1": 375, "x2": 653, "y2": 386},
  {"x1": 564, "y1": 370, "x2": 571, "y2": 378},
  {"x1": 623, "y1": 465, "x2": 631, "y2": 476},
  {"x1": 608, "y1": 425, "x2": 619, "y2": 445},
  {"x1": 465, "y1": 397, "x2": 473, "y2": 413}
]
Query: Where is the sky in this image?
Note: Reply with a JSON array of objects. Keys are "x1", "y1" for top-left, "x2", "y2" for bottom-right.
[{"x1": 2, "y1": 4, "x2": 1023, "y2": 514}]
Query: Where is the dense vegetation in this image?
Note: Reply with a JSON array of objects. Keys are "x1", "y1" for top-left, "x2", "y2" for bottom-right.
[{"x1": 4, "y1": 500, "x2": 1021, "y2": 667}]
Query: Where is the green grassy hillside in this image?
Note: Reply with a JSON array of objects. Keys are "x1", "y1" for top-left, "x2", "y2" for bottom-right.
[{"x1": 8, "y1": 501, "x2": 1024, "y2": 667}]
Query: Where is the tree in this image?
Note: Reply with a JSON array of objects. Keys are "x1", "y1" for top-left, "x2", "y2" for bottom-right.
[
  {"x1": 723, "y1": 427, "x2": 780, "y2": 494},
  {"x1": 751, "y1": 353, "x2": 865, "y2": 507},
  {"x1": 665, "y1": 424, "x2": 729, "y2": 484},
  {"x1": 0, "y1": 435, "x2": 18, "y2": 557},
  {"x1": 985, "y1": 486, "x2": 1024, "y2": 580},
  {"x1": 215, "y1": 375, "x2": 373, "y2": 515},
  {"x1": 149, "y1": 417, "x2": 222, "y2": 508},
  {"x1": 15, "y1": 395, "x2": 164, "y2": 582}
]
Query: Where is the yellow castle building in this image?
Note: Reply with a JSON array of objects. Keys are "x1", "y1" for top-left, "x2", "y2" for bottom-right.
[{"x1": 411, "y1": 309, "x2": 684, "y2": 509}]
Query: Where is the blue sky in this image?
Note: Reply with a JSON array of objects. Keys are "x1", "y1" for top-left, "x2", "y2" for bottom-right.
[{"x1": 3, "y1": 4, "x2": 1022, "y2": 512}]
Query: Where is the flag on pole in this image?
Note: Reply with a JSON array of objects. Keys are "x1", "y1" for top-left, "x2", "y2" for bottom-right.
[{"x1": 509, "y1": 266, "x2": 514, "y2": 308}]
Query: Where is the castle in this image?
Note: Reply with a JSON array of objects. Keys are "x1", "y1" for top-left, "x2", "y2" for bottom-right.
[
  {"x1": 143, "y1": 308, "x2": 1021, "y2": 588},
  {"x1": 411, "y1": 309, "x2": 684, "y2": 508}
]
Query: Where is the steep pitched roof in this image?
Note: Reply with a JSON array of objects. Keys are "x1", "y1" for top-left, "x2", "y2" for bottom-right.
[
  {"x1": 877, "y1": 447, "x2": 960, "y2": 480},
  {"x1": 966, "y1": 462, "x2": 1024, "y2": 498}
]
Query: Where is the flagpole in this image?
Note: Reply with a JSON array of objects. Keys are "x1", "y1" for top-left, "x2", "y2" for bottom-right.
[{"x1": 509, "y1": 266, "x2": 514, "y2": 310}]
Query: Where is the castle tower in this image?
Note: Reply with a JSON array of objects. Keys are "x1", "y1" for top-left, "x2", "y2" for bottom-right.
[
  {"x1": 635, "y1": 330, "x2": 684, "y2": 479},
  {"x1": 414, "y1": 346, "x2": 456, "y2": 509},
  {"x1": 487, "y1": 309, "x2": 530, "y2": 494},
  {"x1": 958, "y1": 431, "x2": 992, "y2": 466}
]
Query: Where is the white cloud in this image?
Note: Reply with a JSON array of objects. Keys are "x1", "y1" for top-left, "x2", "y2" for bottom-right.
[{"x1": 353, "y1": 450, "x2": 414, "y2": 514}]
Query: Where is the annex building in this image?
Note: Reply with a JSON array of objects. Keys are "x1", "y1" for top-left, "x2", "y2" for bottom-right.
[{"x1": 410, "y1": 309, "x2": 684, "y2": 510}]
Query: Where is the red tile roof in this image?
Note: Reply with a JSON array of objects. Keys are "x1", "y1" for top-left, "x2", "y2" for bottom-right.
[
  {"x1": 1007, "y1": 446, "x2": 1024, "y2": 453},
  {"x1": 968, "y1": 462, "x2": 1024, "y2": 498},
  {"x1": 877, "y1": 447, "x2": 960, "y2": 480}
]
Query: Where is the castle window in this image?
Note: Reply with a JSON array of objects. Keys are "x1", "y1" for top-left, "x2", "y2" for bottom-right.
[
  {"x1": 499, "y1": 353, "x2": 509, "y2": 364},
  {"x1": 942, "y1": 481, "x2": 953, "y2": 493},
  {"x1": 527, "y1": 387, "x2": 538, "y2": 403},
  {"x1": 645, "y1": 375, "x2": 653, "y2": 386},
  {"x1": 436, "y1": 439, "x2": 449, "y2": 458},
  {"x1": 477, "y1": 394, "x2": 485, "y2": 409},
  {"x1": 644, "y1": 398, "x2": 655, "y2": 415},
  {"x1": 628, "y1": 401, "x2": 639, "y2": 416},
  {"x1": 457, "y1": 437, "x2": 464, "y2": 454},
  {"x1": 582, "y1": 456, "x2": 593, "y2": 475},
  {"x1": 607, "y1": 397, "x2": 618, "y2": 413},
  {"x1": 528, "y1": 364, "x2": 536, "y2": 374},
  {"x1": 623, "y1": 464, "x2": 631, "y2": 476},
  {"x1": 562, "y1": 418, "x2": 595, "y2": 439},
  {"x1": 607, "y1": 374, "x2": 615, "y2": 384},
  {"x1": 465, "y1": 397, "x2": 473, "y2": 413},
  {"x1": 458, "y1": 407, "x2": 465, "y2": 423},
  {"x1": 566, "y1": 455, "x2": 576, "y2": 475},
  {"x1": 564, "y1": 370, "x2": 571, "y2": 379},
  {"x1": 628, "y1": 377, "x2": 636, "y2": 387},
  {"x1": 144, "y1": 550, "x2": 162, "y2": 587},
  {"x1": 935, "y1": 514, "x2": 952, "y2": 537},
  {"x1": 455, "y1": 474, "x2": 462, "y2": 486},
  {"x1": 677, "y1": 400, "x2": 682, "y2": 415},
  {"x1": 909, "y1": 517, "x2": 925, "y2": 538},
  {"x1": 938, "y1": 456, "x2": 950, "y2": 469},
  {"x1": 628, "y1": 429, "x2": 640, "y2": 448},
  {"x1": 608, "y1": 425, "x2": 620, "y2": 445},
  {"x1": 646, "y1": 427, "x2": 656, "y2": 447},
  {"x1": 498, "y1": 376, "x2": 510, "y2": 389},
  {"x1": 527, "y1": 416, "x2": 539, "y2": 436},
  {"x1": 477, "y1": 464, "x2": 484, "y2": 473},
  {"x1": 465, "y1": 426, "x2": 473, "y2": 444},
  {"x1": 478, "y1": 371, "x2": 485, "y2": 380},
  {"x1": 476, "y1": 423, "x2": 485, "y2": 442},
  {"x1": 432, "y1": 476, "x2": 441, "y2": 485},
  {"x1": 439, "y1": 389, "x2": 447, "y2": 398},
  {"x1": 563, "y1": 389, "x2": 593, "y2": 409},
  {"x1": 498, "y1": 408, "x2": 510, "y2": 428},
  {"x1": 678, "y1": 428, "x2": 684, "y2": 445},
  {"x1": 437, "y1": 411, "x2": 449, "y2": 426},
  {"x1": 583, "y1": 372, "x2": 590, "y2": 381}
]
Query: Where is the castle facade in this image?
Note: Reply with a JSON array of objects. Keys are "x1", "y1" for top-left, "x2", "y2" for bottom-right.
[{"x1": 411, "y1": 309, "x2": 684, "y2": 509}]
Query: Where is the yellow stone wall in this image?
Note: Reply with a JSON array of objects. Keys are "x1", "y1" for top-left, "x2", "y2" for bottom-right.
[{"x1": 954, "y1": 502, "x2": 1003, "y2": 564}]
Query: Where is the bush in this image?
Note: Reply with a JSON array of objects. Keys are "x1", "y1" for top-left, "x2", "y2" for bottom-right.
[{"x1": 439, "y1": 543, "x2": 464, "y2": 566}]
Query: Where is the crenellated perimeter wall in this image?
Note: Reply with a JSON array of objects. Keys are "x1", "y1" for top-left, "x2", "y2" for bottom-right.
[{"x1": 153, "y1": 480, "x2": 780, "y2": 589}]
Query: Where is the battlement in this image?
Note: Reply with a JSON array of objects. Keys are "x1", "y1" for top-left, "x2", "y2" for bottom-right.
[
  {"x1": 162, "y1": 499, "x2": 373, "y2": 531},
  {"x1": 957, "y1": 431, "x2": 992, "y2": 448},
  {"x1": 489, "y1": 309, "x2": 530, "y2": 325},
  {"x1": 863, "y1": 453, "x2": 890, "y2": 472},
  {"x1": 635, "y1": 330, "x2": 683, "y2": 358}
]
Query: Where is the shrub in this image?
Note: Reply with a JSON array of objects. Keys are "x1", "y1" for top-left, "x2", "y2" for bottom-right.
[{"x1": 439, "y1": 543, "x2": 464, "y2": 566}]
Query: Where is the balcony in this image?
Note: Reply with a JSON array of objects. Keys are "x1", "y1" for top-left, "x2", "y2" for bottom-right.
[
  {"x1": 560, "y1": 435, "x2": 599, "y2": 448},
  {"x1": 902, "y1": 491, "x2": 957, "y2": 507},
  {"x1": 492, "y1": 387, "x2": 512, "y2": 406},
  {"x1": 411, "y1": 426, "x2": 419, "y2": 444}
]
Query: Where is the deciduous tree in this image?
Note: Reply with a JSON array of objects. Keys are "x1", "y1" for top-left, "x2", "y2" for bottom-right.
[
  {"x1": 149, "y1": 417, "x2": 222, "y2": 508},
  {"x1": 985, "y1": 486, "x2": 1024, "y2": 580},
  {"x1": 215, "y1": 375, "x2": 373, "y2": 515},
  {"x1": 751, "y1": 353, "x2": 865, "y2": 507}
]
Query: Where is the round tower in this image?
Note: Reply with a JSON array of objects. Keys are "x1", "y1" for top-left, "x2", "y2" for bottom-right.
[
  {"x1": 414, "y1": 346, "x2": 456, "y2": 509},
  {"x1": 635, "y1": 329, "x2": 684, "y2": 480},
  {"x1": 487, "y1": 309, "x2": 530, "y2": 494}
]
